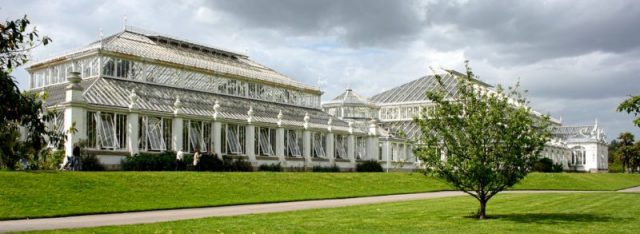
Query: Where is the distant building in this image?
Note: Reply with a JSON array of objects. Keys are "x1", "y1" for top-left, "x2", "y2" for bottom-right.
[{"x1": 323, "y1": 73, "x2": 608, "y2": 172}]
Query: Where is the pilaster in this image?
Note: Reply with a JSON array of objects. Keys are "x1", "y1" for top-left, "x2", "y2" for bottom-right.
[{"x1": 63, "y1": 71, "x2": 86, "y2": 157}]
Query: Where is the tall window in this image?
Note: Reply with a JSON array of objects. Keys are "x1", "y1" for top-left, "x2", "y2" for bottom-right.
[
  {"x1": 571, "y1": 146, "x2": 586, "y2": 165},
  {"x1": 285, "y1": 129, "x2": 302, "y2": 157},
  {"x1": 46, "y1": 111, "x2": 65, "y2": 148},
  {"x1": 222, "y1": 123, "x2": 245, "y2": 155},
  {"x1": 311, "y1": 132, "x2": 326, "y2": 158},
  {"x1": 255, "y1": 127, "x2": 276, "y2": 156},
  {"x1": 139, "y1": 116, "x2": 172, "y2": 151},
  {"x1": 182, "y1": 120, "x2": 211, "y2": 153},
  {"x1": 334, "y1": 134, "x2": 347, "y2": 159},
  {"x1": 87, "y1": 111, "x2": 127, "y2": 150}
]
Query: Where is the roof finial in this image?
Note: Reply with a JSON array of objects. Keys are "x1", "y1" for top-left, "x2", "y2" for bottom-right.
[
  {"x1": 123, "y1": 15, "x2": 128, "y2": 30},
  {"x1": 99, "y1": 28, "x2": 104, "y2": 40},
  {"x1": 247, "y1": 106, "x2": 254, "y2": 123}
]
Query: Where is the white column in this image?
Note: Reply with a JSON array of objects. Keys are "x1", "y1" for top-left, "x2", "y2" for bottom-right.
[
  {"x1": 172, "y1": 117, "x2": 183, "y2": 152},
  {"x1": 276, "y1": 127, "x2": 285, "y2": 163},
  {"x1": 366, "y1": 136, "x2": 377, "y2": 161},
  {"x1": 246, "y1": 124, "x2": 256, "y2": 163},
  {"x1": 64, "y1": 107, "x2": 85, "y2": 155},
  {"x1": 367, "y1": 119, "x2": 379, "y2": 161},
  {"x1": 326, "y1": 132, "x2": 335, "y2": 164},
  {"x1": 382, "y1": 140, "x2": 390, "y2": 169},
  {"x1": 213, "y1": 121, "x2": 221, "y2": 158},
  {"x1": 172, "y1": 97, "x2": 184, "y2": 152},
  {"x1": 347, "y1": 135, "x2": 355, "y2": 164},
  {"x1": 127, "y1": 112, "x2": 139, "y2": 155},
  {"x1": 63, "y1": 71, "x2": 86, "y2": 157},
  {"x1": 303, "y1": 130, "x2": 311, "y2": 163}
]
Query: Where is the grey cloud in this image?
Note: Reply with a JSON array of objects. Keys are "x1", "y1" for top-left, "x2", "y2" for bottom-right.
[
  {"x1": 208, "y1": 0, "x2": 428, "y2": 47},
  {"x1": 425, "y1": 0, "x2": 640, "y2": 64}
]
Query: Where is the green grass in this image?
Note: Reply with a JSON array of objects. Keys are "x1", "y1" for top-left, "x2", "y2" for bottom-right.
[
  {"x1": 33, "y1": 193, "x2": 640, "y2": 233},
  {"x1": 2, "y1": 171, "x2": 640, "y2": 221},
  {"x1": 0, "y1": 171, "x2": 449, "y2": 220},
  {"x1": 513, "y1": 173, "x2": 640, "y2": 190}
]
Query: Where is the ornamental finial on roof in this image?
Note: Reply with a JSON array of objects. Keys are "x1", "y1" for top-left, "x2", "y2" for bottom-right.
[
  {"x1": 327, "y1": 117, "x2": 333, "y2": 132},
  {"x1": 173, "y1": 96, "x2": 183, "y2": 115},
  {"x1": 247, "y1": 106, "x2": 254, "y2": 123},
  {"x1": 128, "y1": 88, "x2": 139, "y2": 110},
  {"x1": 277, "y1": 110, "x2": 283, "y2": 127},
  {"x1": 303, "y1": 112, "x2": 310, "y2": 129},
  {"x1": 348, "y1": 121, "x2": 354, "y2": 134},
  {"x1": 213, "y1": 100, "x2": 220, "y2": 120}
]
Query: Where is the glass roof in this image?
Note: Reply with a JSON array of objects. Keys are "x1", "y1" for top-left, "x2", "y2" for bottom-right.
[{"x1": 29, "y1": 27, "x2": 320, "y2": 92}]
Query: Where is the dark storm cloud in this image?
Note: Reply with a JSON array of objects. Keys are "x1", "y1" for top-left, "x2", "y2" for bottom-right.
[{"x1": 208, "y1": 0, "x2": 428, "y2": 47}]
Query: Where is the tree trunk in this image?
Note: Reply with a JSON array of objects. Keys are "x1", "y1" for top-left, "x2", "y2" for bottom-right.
[{"x1": 478, "y1": 199, "x2": 487, "y2": 219}]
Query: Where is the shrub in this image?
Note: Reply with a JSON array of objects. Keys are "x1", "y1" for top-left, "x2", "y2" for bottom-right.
[
  {"x1": 533, "y1": 158, "x2": 554, "y2": 172},
  {"x1": 195, "y1": 153, "x2": 224, "y2": 171},
  {"x1": 552, "y1": 163, "x2": 564, "y2": 172},
  {"x1": 221, "y1": 156, "x2": 254, "y2": 172},
  {"x1": 122, "y1": 151, "x2": 177, "y2": 171},
  {"x1": 312, "y1": 165, "x2": 340, "y2": 172},
  {"x1": 38, "y1": 149, "x2": 65, "y2": 170},
  {"x1": 258, "y1": 163, "x2": 283, "y2": 172},
  {"x1": 356, "y1": 160, "x2": 383, "y2": 172},
  {"x1": 81, "y1": 154, "x2": 105, "y2": 171},
  {"x1": 232, "y1": 158, "x2": 254, "y2": 172}
]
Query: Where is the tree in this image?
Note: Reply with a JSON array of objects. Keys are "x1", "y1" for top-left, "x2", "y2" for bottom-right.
[
  {"x1": 617, "y1": 95, "x2": 640, "y2": 128},
  {"x1": 0, "y1": 15, "x2": 58, "y2": 169},
  {"x1": 634, "y1": 142, "x2": 640, "y2": 173},
  {"x1": 616, "y1": 132, "x2": 635, "y2": 173},
  {"x1": 414, "y1": 61, "x2": 551, "y2": 219}
]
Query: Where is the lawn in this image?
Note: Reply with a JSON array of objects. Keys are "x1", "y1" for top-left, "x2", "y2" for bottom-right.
[
  {"x1": 0, "y1": 171, "x2": 449, "y2": 220},
  {"x1": 33, "y1": 192, "x2": 640, "y2": 233},
  {"x1": 513, "y1": 173, "x2": 640, "y2": 190},
  {"x1": 1, "y1": 171, "x2": 640, "y2": 220}
]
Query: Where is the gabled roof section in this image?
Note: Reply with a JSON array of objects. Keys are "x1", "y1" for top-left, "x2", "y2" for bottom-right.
[
  {"x1": 29, "y1": 26, "x2": 320, "y2": 92},
  {"x1": 323, "y1": 88, "x2": 374, "y2": 107},
  {"x1": 369, "y1": 72, "x2": 492, "y2": 104}
]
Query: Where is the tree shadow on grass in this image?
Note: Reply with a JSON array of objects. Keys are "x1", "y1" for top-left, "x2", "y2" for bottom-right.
[{"x1": 488, "y1": 213, "x2": 627, "y2": 224}]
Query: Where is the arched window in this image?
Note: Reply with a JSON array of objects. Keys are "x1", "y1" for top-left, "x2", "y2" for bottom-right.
[{"x1": 571, "y1": 146, "x2": 586, "y2": 165}]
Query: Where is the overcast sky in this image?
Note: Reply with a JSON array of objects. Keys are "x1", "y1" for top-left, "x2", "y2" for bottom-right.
[{"x1": 3, "y1": 0, "x2": 639, "y2": 140}]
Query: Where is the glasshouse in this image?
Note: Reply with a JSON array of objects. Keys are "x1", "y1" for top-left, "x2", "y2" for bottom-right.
[
  {"x1": 28, "y1": 27, "x2": 608, "y2": 172},
  {"x1": 27, "y1": 26, "x2": 376, "y2": 170}
]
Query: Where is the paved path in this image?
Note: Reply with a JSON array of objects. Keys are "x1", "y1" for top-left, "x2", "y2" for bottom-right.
[
  {"x1": 618, "y1": 185, "x2": 640, "y2": 192},
  {"x1": 0, "y1": 189, "x2": 637, "y2": 232}
]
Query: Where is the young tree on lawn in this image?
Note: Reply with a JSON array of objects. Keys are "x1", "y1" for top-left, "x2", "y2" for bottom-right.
[{"x1": 414, "y1": 61, "x2": 551, "y2": 219}]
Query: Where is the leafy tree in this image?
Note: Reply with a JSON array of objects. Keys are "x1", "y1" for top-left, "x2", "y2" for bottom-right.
[
  {"x1": 0, "y1": 15, "x2": 58, "y2": 169},
  {"x1": 615, "y1": 132, "x2": 635, "y2": 173},
  {"x1": 414, "y1": 61, "x2": 551, "y2": 219},
  {"x1": 617, "y1": 95, "x2": 640, "y2": 128},
  {"x1": 634, "y1": 142, "x2": 640, "y2": 173}
]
